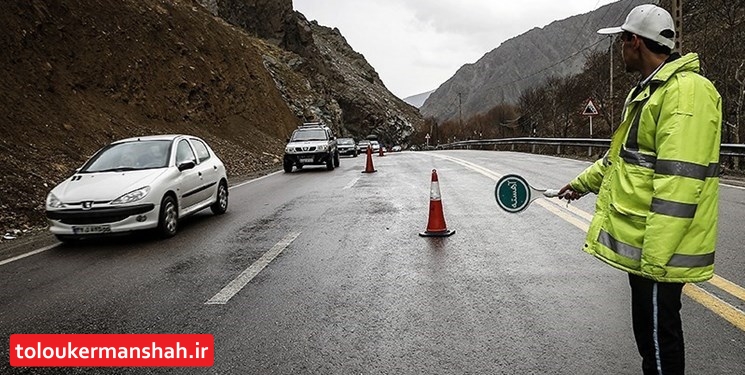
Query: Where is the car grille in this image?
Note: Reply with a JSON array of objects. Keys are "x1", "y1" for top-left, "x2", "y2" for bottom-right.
[
  {"x1": 61, "y1": 215, "x2": 130, "y2": 225},
  {"x1": 46, "y1": 204, "x2": 155, "y2": 225},
  {"x1": 294, "y1": 146, "x2": 317, "y2": 152}
]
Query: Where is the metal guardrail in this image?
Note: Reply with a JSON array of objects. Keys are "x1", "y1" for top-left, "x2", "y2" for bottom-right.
[{"x1": 436, "y1": 137, "x2": 745, "y2": 157}]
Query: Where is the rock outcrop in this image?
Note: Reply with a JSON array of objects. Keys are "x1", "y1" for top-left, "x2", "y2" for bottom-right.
[{"x1": 202, "y1": 0, "x2": 422, "y2": 145}]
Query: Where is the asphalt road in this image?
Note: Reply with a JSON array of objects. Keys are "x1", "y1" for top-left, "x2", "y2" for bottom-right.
[{"x1": 1, "y1": 150, "x2": 743, "y2": 374}]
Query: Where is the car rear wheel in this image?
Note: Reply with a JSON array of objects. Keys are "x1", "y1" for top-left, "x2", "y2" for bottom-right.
[
  {"x1": 333, "y1": 151, "x2": 340, "y2": 167},
  {"x1": 158, "y1": 195, "x2": 178, "y2": 238},
  {"x1": 210, "y1": 181, "x2": 228, "y2": 215}
]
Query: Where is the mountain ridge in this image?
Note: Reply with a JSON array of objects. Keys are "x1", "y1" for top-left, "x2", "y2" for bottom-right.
[
  {"x1": 420, "y1": 0, "x2": 651, "y2": 122},
  {"x1": 403, "y1": 90, "x2": 434, "y2": 108}
]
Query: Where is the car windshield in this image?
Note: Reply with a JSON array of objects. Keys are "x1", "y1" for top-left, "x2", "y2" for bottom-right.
[
  {"x1": 81, "y1": 140, "x2": 171, "y2": 173},
  {"x1": 291, "y1": 129, "x2": 327, "y2": 141},
  {"x1": 337, "y1": 138, "x2": 354, "y2": 145}
]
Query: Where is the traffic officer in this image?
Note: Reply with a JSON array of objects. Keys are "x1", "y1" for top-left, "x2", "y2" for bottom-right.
[{"x1": 558, "y1": 4, "x2": 722, "y2": 374}]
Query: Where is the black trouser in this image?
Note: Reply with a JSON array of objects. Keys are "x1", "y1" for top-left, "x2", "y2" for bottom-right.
[{"x1": 628, "y1": 273, "x2": 686, "y2": 375}]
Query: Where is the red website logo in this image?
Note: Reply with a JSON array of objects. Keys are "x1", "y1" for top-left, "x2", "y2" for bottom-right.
[{"x1": 10, "y1": 334, "x2": 213, "y2": 367}]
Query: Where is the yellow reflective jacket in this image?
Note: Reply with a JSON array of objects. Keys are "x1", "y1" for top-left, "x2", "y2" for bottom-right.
[{"x1": 570, "y1": 53, "x2": 722, "y2": 283}]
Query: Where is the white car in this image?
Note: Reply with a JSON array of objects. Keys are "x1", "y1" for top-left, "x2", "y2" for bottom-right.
[{"x1": 45, "y1": 135, "x2": 229, "y2": 242}]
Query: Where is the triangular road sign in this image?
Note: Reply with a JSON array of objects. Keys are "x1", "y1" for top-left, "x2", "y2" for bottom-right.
[{"x1": 582, "y1": 99, "x2": 599, "y2": 116}]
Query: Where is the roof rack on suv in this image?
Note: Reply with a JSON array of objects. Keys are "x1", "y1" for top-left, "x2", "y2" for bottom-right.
[{"x1": 299, "y1": 122, "x2": 327, "y2": 128}]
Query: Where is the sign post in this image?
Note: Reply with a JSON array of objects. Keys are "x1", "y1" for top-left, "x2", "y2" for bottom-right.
[
  {"x1": 425, "y1": 133, "x2": 431, "y2": 149},
  {"x1": 582, "y1": 99, "x2": 599, "y2": 156}
]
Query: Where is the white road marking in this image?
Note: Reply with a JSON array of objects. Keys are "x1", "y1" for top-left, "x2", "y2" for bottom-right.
[
  {"x1": 0, "y1": 244, "x2": 59, "y2": 267},
  {"x1": 205, "y1": 231, "x2": 301, "y2": 305},
  {"x1": 344, "y1": 177, "x2": 360, "y2": 190},
  {"x1": 230, "y1": 171, "x2": 282, "y2": 190},
  {"x1": 722, "y1": 182, "x2": 745, "y2": 191}
]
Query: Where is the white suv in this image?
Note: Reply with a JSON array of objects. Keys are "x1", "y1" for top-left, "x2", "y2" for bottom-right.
[{"x1": 283, "y1": 123, "x2": 340, "y2": 172}]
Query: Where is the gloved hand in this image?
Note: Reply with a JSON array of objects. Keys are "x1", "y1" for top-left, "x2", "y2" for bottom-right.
[{"x1": 558, "y1": 184, "x2": 584, "y2": 201}]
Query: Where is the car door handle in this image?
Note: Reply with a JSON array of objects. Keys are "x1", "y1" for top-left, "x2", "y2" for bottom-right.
[
  {"x1": 213, "y1": 165, "x2": 217, "y2": 170},
  {"x1": 198, "y1": 172, "x2": 202, "y2": 177}
]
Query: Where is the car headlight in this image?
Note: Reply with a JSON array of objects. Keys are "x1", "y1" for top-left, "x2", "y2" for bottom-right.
[
  {"x1": 317, "y1": 144, "x2": 328, "y2": 152},
  {"x1": 46, "y1": 193, "x2": 66, "y2": 209},
  {"x1": 111, "y1": 186, "x2": 151, "y2": 205},
  {"x1": 285, "y1": 147, "x2": 293, "y2": 153}
]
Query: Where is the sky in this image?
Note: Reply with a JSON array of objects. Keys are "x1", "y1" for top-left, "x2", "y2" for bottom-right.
[{"x1": 294, "y1": 0, "x2": 621, "y2": 100}]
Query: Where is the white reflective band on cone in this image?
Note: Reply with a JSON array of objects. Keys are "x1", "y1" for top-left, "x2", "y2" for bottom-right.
[{"x1": 430, "y1": 181, "x2": 441, "y2": 200}]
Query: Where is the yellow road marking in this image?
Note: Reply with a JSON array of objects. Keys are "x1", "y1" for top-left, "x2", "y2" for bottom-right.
[
  {"x1": 534, "y1": 199, "x2": 589, "y2": 232},
  {"x1": 708, "y1": 275, "x2": 745, "y2": 302},
  {"x1": 542, "y1": 195, "x2": 595, "y2": 222},
  {"x1": 433, "y1": 152, "x2": 745, "y2": 332},
  {"x1": 683, "y1": 284, "x2": 745, "y2": 331}
]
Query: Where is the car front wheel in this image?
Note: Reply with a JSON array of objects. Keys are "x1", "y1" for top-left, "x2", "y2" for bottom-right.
[
  {"x1": 210, "y1": 181, "x2": 228, "y2": 215},
  {"x1": 158, "y1": 195, "x2": 178, "y2": 238}
]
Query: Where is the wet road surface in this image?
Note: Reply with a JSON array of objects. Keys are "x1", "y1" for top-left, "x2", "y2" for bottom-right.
[{"x1": 1, "y1": 150, "x2": 744, "y2": 374}]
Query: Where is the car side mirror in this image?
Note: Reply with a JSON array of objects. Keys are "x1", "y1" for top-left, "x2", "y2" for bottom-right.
[
  {"x1": 178, "y1": 161, "x2": 196, "y2": 171},
  {"x1": 286, "y1": 138, "x2": 290, "y2": 143}
]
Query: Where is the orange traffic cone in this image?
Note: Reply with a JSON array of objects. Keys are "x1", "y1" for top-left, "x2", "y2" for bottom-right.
[
  {"x1": 378, "y1": 144, "x2": 385, "y2": 157},
  {"x1": 362, "y1": 145, "x2": 377, "y2": 173},
  {"x1": 419, "y1": 169, "x2": 455, "y2": 237}
]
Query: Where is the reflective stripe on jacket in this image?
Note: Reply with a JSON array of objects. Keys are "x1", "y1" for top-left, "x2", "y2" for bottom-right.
[{"x1": 570, "y1": 53, "x2": 722, "y2": 283}]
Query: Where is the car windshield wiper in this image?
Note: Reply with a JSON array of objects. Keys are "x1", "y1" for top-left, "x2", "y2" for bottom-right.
[{"x1": 90, "y1": 167, "x2": 141, "y2": 173}]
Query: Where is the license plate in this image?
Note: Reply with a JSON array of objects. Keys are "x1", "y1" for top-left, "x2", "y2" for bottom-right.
[
  {"x1": 299, "y1": 158, "x2": 314, "y2": 163},
  {"x1": 72, "y1": 225, "x2": 112, "y2": 235}
]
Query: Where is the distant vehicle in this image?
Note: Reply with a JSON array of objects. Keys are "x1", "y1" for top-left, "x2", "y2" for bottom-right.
[
  {"x1": 45, "y1": 135, "x2": 229, "y2": 242},
  {"x1": 391, "y1": 145, "x2": 402, "y2": 152},
  {"x1": 357, "y1": 140, "x2": 371, "y2": 154},
  {"x1": 370, "y1": 140, "x2": 380, "y2": 153},
  {"x1": 283, "y1": 122, "x2": 339, "y2": 172},
  {"x1": 336, "y1": 137, "x2": 358, "y2": 157}
]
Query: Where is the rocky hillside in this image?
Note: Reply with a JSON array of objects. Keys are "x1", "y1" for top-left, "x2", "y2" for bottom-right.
[
  {"x1": 420, "y1": 0, "x2": 650, "y2": 122},
  {"x1": 206, "y1": 0, "x2": 421, "y2": 146},
  {"x1": 0, "y1": 0, "x2": 422, "y2": 234}
]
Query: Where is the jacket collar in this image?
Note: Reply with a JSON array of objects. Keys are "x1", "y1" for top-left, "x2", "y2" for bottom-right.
[{"x1": 650, "y1": 52, "x2": 699, "y2": 84}]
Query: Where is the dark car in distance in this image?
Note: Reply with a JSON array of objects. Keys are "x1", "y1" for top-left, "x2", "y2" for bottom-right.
[{"x1": 337, "y1": 137, "x2": 358, "y2": 157}]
